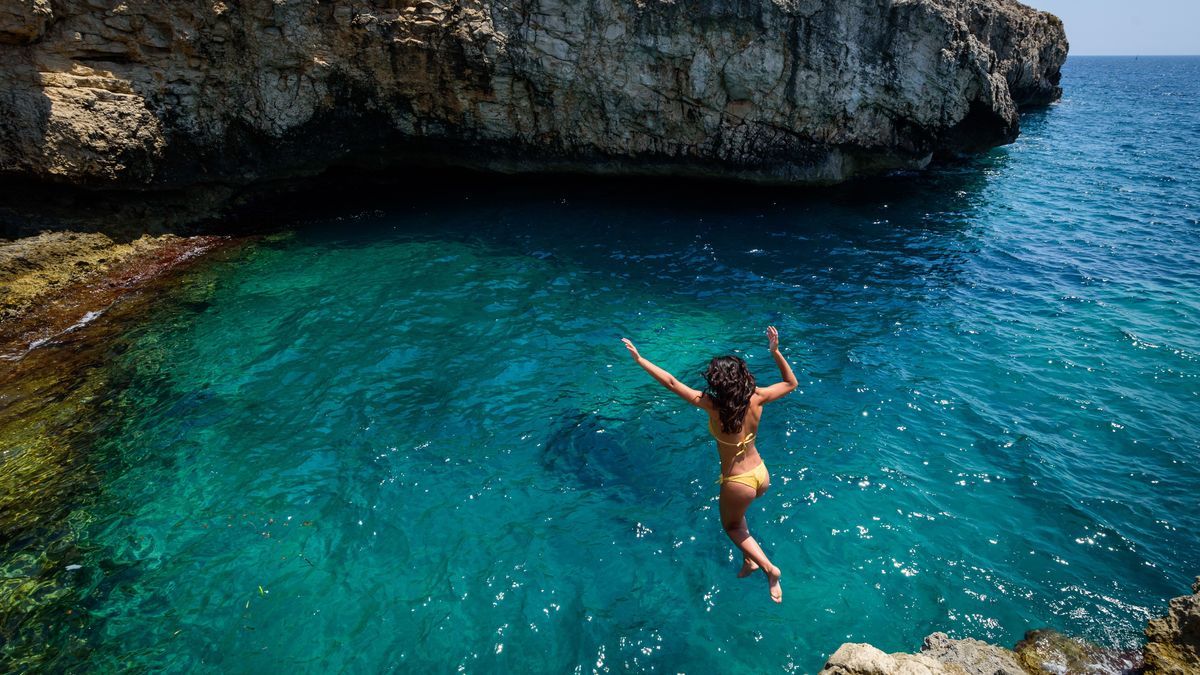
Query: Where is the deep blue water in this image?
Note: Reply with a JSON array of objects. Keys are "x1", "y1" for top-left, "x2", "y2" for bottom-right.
[{"x1": 3, "y1": 56, "x2": 1199, "y2": 673}]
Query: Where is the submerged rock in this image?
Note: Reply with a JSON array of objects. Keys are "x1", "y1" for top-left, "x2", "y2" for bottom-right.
[
  {"x1": 1144, "y1": 577, "x2": 1200, "y2": 675},
  {"x1": 0, "y1": 231, "x2": 228, "y2": 354},
  {"x1": 1014, "y1": 628, "x2": 1142, "y2": 674},
  {"x1": 0, "y1": 0, "x2": 1066, "y2": 194}
]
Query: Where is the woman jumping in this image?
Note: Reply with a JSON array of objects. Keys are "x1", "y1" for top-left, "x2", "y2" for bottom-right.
[{"x1": 622, "y1": 326, "x2": 798, "y2": 603}]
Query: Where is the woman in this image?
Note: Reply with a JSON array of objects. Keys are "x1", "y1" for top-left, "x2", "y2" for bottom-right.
[{"x1": 621, "y1": 326, "x2": 797, "y2": 603}]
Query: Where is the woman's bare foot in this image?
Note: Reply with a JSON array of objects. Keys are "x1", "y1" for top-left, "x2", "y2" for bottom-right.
[
  {"x1": 766, "y1": 565, "x2": 782, "y2": 603},
  {"x1": 737, "y1": 558, "x2": 760, "y2": 578}
]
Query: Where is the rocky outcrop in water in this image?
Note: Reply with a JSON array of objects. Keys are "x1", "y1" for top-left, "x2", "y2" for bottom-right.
[
  {"x1": 821, "y1": 633, "x2": 1026, "y2": 675},
  {"x1": 0, "y1": 0, "x2": 1066, "y2": 193},
  {"x1": 0, "y1": 231, "x2": 227, "y2": 355},
  {"x1": 820, "y1": 577, "x2": 1200, "y2": 675},
  {"x1": 1144, "y1": 577, "x2": 1200, "y2": 674}
]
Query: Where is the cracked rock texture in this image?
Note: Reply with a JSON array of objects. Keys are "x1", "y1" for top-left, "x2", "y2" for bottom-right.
[
  {"x1": 819, "y1": 643, "x2": 957, "y2": 675},
  {"x1": 820, "y1": 577, "x2": 1200, "y2": 675},
  {"x1": 0, "y1": 0, "x2": 1066, "y2": 190},
  {"x1": 1144, "y1": 577, "x2": 1200, "y2": 675},
  {"x1": 820, "y1": 633, "x2": 1025, "y2": 675}
]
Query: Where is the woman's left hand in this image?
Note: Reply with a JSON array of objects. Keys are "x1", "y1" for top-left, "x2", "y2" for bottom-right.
[{"x1": 621, "y1": 338, "x2": 641, "y2": 361}]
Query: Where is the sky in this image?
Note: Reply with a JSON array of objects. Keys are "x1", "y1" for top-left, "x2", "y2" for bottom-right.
[{"x1": 1032, "y1": 0, "x2": 1200, "y2": 55}]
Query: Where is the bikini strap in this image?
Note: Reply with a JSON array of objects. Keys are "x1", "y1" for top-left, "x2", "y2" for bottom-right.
[{"x1": 710, "y1": 418, "x2": 755, "y2": 445}]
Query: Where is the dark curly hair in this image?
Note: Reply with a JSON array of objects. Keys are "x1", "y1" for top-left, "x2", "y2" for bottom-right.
[{"x1": 703, "y1": 355, "x2": 756, "y2": 433}]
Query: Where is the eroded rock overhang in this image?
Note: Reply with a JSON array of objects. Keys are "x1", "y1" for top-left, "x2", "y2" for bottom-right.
[{"x1": 0, "y1": 0, "x2": 1068, "y2": 191}]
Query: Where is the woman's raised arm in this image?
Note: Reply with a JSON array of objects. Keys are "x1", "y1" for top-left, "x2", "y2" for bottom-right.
[
  {"x1": 757, "y1": 325, "x2": 798, "y2": 403},
  {"x1": 622, "y1": 338, "x2": 708, "y2": 408}
]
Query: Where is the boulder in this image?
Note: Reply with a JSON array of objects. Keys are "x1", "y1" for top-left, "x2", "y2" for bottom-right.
[
  {"x1": 820, "y1": 632, "x2": 1025, "y2": 675},
  {"x1": 922, "y1": 632, "x2": 1026, "y2": 674},
  {"x1": 820, "y1": 642, "x2": 965, "y2": 675}
]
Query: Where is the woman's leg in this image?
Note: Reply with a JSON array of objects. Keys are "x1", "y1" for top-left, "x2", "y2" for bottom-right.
[
  {"x1": 719, "y1": 481, "x2": 783, "y2": 602},
  {"x1": 736, "y1": 518, "x2": 760, "y2": 577},
  {"x1": 739, "y1": 467, "x2": 773, "y2": 577}
]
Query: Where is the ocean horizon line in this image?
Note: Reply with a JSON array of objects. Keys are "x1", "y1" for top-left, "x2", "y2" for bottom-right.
[{"x1": 1068, "y1": 53, "x2": 1199, "y2": 57}]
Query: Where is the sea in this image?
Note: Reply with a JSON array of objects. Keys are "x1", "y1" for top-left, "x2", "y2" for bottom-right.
[{"x1": 1, "y1": 56, "x2": 1198, "y2": 673}]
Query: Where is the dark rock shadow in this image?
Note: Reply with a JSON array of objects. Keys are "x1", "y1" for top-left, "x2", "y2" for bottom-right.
[{"x1": 539, "y1": 413, "x2": 657, "y2": 502}]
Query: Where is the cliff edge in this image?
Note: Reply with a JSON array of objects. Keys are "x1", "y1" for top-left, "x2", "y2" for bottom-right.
[{"x1": 0, "y1": 0, "x2": 1066, "y2": 192}]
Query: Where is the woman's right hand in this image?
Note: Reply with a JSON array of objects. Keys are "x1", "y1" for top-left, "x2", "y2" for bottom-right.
[{"x1": 766, "y1": 325, "x2": 780, "y2": 353}]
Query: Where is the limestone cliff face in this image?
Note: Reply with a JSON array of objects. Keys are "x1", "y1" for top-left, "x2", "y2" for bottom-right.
[{"x1": 0, "y1": 0, "x2": 1066, "y2": 189}]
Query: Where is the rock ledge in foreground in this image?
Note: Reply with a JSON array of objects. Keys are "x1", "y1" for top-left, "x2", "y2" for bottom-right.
[
  {"x1": 1144, "y1": 577, "x2": 1200, "y2": 674},
  {"x1": 820, "y1": 577, "x2": 1200, "y2": 675},
  {"x1": 821, "y1": 633, "x2": 1024, "y2": 675}
]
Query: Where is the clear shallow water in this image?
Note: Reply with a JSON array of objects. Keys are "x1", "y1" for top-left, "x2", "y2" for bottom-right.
[{"x1": 3, "y1": 56, "x2": 1200, "y2": 672}]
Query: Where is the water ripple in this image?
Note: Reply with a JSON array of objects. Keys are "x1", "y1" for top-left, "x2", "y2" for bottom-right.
[{"x1": 2, "y1": 57, "x2": 1199, "y2": 673}]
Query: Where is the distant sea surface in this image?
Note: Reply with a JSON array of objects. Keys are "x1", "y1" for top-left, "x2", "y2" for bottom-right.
[{"x1": 2, "y1": 56, "x2": 1198, "y2": 673}]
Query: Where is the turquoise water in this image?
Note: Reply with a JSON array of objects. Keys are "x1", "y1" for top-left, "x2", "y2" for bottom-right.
[{"x1": 4, "y1": 56, "x2": 1200, "y2": 672}]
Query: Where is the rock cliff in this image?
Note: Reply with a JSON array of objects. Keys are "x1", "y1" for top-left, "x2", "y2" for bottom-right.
[{"x1": 0, "y1": 0, "x2": 1066, "y2": 192}]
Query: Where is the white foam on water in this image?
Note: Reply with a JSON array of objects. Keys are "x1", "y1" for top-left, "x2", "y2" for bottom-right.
[{"x1": 2, "y1": 306, "x2": 110, "y2": 361}]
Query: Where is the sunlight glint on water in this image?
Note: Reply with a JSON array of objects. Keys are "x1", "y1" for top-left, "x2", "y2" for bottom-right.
[{"x1": 3, "y1": 57, "x2": 1200, "y2": 673}]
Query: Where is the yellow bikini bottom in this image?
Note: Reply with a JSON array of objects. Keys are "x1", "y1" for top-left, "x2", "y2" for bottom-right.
[{"x1": 716, "y1": 462, "x2": 768, "y2": 491}]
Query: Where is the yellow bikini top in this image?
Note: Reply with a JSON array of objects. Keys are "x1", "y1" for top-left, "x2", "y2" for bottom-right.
[{"x1": 709, "y1": 418, "x2": 755, "y2": 459}]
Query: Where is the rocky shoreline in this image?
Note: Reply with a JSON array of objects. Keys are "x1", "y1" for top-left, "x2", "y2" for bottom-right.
[
  {"x1": 0, "y1": 231, "x2": 231, "y2": 358},
  {"x1": 0, "y1": 0, "x2": 1071, "y2": 324},
  {"x1": 7, "y1": 3, "x2": 1180, "y2": 673},
  {"x1": 821, "y1": 577, "x2": 1200, "y2": 675}
]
